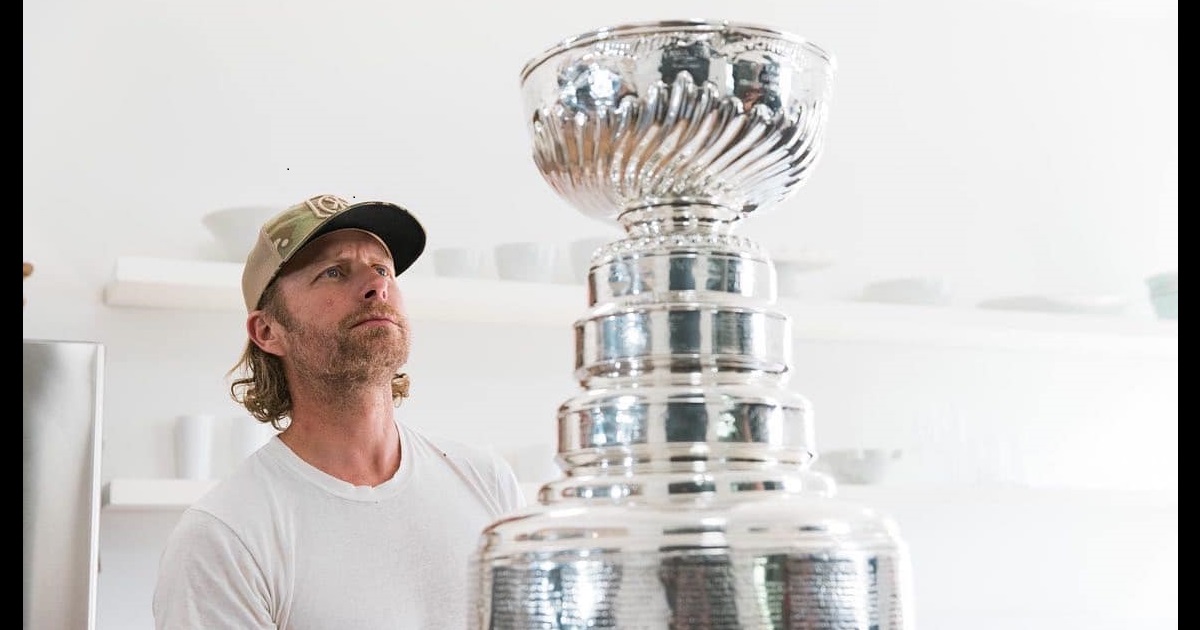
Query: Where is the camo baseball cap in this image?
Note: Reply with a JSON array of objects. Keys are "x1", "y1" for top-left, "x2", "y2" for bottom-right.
[{"x1": 240, "y1": 194, "x2": 426, "y2": 311}]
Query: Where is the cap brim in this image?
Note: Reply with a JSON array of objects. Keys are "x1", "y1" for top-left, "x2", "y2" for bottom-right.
[{"x1": 304, "y1": 201, "x2": 427, "y2": 275}]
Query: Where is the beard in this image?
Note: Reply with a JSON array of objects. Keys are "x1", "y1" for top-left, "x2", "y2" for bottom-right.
[{"x1": 276, "y1": 303, "x2": 412, "y2": 395}]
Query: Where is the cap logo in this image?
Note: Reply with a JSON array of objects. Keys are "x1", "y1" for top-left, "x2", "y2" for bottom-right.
[
  {"x1": 260, "y1": 194, "x2": 352, "y2": 261},
  {"x1": 304, "y1": 194, "x2": 350, "y2": 217}
]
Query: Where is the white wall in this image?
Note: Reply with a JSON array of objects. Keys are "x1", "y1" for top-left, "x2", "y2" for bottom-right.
[
  {"x1": 23, "y1": 0, "x2": 1176, "y2": 628},
  {"x1": 22, "y1": 0, "x2": 1178, "y2": 304}
]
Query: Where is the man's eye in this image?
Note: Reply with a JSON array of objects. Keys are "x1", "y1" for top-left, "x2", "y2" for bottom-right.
[
  {"x1": 375, "y1": 265, "x2": 393, "y2": 277},
  {"x1": 321, "y1": 267, "x2": 344, "y2": 279}
]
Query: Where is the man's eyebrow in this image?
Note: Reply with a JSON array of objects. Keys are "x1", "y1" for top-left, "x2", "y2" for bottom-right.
[{"x1": 307, "y1": 252, "x2": 395, "y2": 269}]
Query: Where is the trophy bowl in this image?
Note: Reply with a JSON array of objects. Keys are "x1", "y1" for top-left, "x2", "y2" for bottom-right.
[{"x1": 520, "y1": 19, "x2": 836, "y2": 227}]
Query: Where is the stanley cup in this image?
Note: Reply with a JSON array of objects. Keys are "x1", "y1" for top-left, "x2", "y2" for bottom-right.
[{"x1": 472, "y1": 20, "x2": 915, "y2": 628}]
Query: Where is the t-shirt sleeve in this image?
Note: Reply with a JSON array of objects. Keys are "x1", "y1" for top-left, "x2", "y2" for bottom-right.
[{"x1": 152, "y1": 508, "x2": 275, "y2": 630}]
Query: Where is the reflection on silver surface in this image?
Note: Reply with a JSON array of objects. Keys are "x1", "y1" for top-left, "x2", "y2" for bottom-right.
[
  {"x1": 23, "y1": 340, "x2": 104, "y2": 629},
  {"x1": 520, "y1": 21, "x2": 833, "y2": 222},
  {"x1": 473, "y1": 19, "x2": 914, "y2": 628}
]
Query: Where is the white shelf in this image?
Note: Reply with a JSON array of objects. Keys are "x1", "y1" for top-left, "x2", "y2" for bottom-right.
[
  {"x1": 103, "y1": 256, "x2": 1177, "y2": 357},
  {"x1": 102, "y1": 478, "x2": 218, "y2": 510},
  {"x1": 102, "y1": 255, "x2": 585, "y2": 325}
]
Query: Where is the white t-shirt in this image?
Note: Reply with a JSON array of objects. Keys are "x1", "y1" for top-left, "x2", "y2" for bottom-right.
[{"x1": 152, "y1": 420, "x2": 526, "y2": 629}]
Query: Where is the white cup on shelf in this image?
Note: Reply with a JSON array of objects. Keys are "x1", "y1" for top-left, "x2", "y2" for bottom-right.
[
  {"x1": 174, "y1": 414, "x2": 215, "y2": 480},
  {"x1": 495, "y1": 241, "x2": 558, "y2": 283},
  {"x1": 229, "y1": 417, "x2": 276, "y2": 465}
]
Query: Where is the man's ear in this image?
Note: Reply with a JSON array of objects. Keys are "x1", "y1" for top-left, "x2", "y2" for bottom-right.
[{"x1": 247, "y1": 311, "x2": 286, "y2": 357}]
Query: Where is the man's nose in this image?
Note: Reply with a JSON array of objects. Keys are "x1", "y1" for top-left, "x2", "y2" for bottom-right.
[{"x1": 362, "y1": 273, "x2": 389, "y2": 302}]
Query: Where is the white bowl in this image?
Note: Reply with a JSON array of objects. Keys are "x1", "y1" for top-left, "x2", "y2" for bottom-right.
[
  {"x1": 566, "y1": 236, "x2": 612, "y2": 284},
  {"x1": 494, "y1": 241, "x2": 558, "y2": 283},
  {"x1": 774, "y1": 251, "x2": 835, "y2": 298},
  {"x1": 859, "y1": 276, "x2": 951, "y2": 306},
  {"x1": 202, "y1": 205, "x2": 278, "y2": 262},
  {"x1": 772, "y1": 247, "x2": 834, "y2": 273},
  {"x1": 433, "y1": 247, "x2": 491, "y2": 279},
  {"x1": 812, "y1": 448, "x2": 902, "y2": 485}
]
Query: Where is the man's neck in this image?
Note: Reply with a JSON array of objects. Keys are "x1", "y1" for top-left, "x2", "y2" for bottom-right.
[{"x1": 278, "y1": 387, "x2": 403, "y2": 487}]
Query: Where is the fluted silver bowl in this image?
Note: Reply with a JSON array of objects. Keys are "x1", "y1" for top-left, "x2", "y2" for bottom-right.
[{"x1": 520, "y1": 19, "x2": 836, "y2": 224}]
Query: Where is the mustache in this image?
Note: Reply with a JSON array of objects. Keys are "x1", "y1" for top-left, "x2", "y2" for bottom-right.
[{"x1": 342, "y1": 305, "x2": 404, "y2": 328}]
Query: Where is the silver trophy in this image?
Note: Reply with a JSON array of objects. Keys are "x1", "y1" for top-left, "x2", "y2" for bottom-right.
[{"x1": 472, "y1": 20, "x2": 915, "y2": 628}]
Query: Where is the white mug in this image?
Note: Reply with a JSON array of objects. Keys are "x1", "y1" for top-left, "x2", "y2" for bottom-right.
[
  {"x1": 229, "y1": 418, "x2": 275, "y2": 464},
  {"x1": 174, "y1": 414, "x2": 215, "y2": 480}
]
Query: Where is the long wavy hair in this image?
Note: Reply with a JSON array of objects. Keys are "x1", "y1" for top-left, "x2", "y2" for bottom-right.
[{"x1": 228, "y1": 279, "x2": 411, "y2": 430}]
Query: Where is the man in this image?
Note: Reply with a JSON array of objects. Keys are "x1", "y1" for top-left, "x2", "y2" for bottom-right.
[{"x1": 153, "y1": 194, "x2": 525, "y2": 628}]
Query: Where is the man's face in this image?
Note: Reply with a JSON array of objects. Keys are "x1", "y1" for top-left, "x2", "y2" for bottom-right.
[{"x1": 259, "y1": 228, "x2": 412, "y2": 390}]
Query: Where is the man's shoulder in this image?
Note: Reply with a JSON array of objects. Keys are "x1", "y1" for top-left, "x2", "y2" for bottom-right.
[
  {"x1": 399, "y1": 422, "x2": 510, "y2": 473},
  {"x1": 401, "y1": 422, "x2": 484, "y2": 455},
  {"x1": 398, "y1": 421, "x2": 525, "y2": 513},
  {"x1": 188, "y1": 448, "x2": 288, "y2": 522}
]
